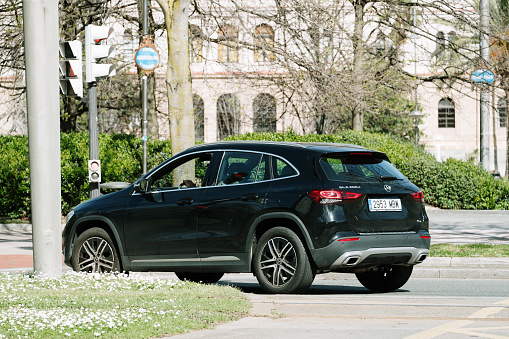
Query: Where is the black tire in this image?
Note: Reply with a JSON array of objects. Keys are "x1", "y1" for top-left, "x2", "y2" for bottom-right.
[
  {"x1": 253, "y1": 227, "x2": 315, "y2": 294},
  {"x1": 175, "y1": 272, "x2": 224, "y2": 284},
  {"x1": 71, "y1": 228, "x2": 121, "y2": 273},
  {"x1": 355, "y1": 265, "x2": 413, "y2": 292}
]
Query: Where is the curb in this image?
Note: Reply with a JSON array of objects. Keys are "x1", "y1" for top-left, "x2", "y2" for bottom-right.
[
  {"x1": 413, "y1": 257, "x2": 509, "y2": 279},
  {"x1": 0, "y1": 223, "x2": 32, "y2": 233}
]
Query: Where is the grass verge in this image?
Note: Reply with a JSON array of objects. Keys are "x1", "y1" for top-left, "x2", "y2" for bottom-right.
[
  {"x1": 0, "y1": 272, "x2": 250, "y2": 339},
  {"x1": 430, "y1": 243, "x2": 509, "y2": 257}
]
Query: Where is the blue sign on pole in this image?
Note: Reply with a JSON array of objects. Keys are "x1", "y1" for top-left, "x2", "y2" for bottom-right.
[
  {"x1": 470, "y1": 68, "x2": 495, "y2": 85},
  {"x1": 135, "y1": 46, "x2": 160, "y2": 72}
]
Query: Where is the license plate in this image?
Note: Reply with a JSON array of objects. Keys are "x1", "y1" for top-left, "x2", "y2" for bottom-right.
[{"x1": 368, "y1": 198, "x2": 402, "y2": 211}]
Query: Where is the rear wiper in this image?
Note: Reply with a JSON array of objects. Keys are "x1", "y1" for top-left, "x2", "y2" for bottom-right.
[{"x1": 379, "y1": 175, "x2": 403, "y2": 181}]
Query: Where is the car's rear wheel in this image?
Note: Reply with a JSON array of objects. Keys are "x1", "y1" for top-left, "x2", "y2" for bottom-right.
[
  {"x1": 253, "y1": 227, "x2": 315, "y2": 294},
  {"x1": 71, "y1": 228, "x2": 121, "y2": 273},
  {"x1": 175, "y1": 272, "x2": 224, "y2": 284},
  {"x1": 355, "y1": 265, "x2": 413, "y2": 292}
]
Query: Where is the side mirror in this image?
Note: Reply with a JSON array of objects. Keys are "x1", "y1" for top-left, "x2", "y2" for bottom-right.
[{"x1": 133, "y1": 178, "x2": 149, "y2": 193}]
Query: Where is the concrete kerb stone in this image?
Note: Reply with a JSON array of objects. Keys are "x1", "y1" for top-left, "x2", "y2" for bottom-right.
[{"x1": 411, "y1": 257, "x2": 509, "y2": 279}]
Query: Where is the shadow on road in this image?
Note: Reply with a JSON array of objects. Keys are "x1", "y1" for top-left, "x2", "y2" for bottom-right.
[{"x1": 217, "y1": 280, "x2": 410, "y2": 295}]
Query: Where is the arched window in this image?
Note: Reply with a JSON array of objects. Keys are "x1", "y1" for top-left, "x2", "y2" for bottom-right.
[
  {"x1": 218, "y1": 25, "x2": 238, "y2": 63},
  {"x1": 498, "y1": 97, "x2": 507, "y2": 128},
  {"x1": 438, "y1": 98, "x2": 455, "y2": 128},
  {"x1": 435, "y1": 31, "x2": 445, "y2": 61},
  {"x1": 217, "y1": 94, "x2": 240, "y2": 139},
  {"x1": 122, "y1": 29, "x2": 135, "y2": 64},
  {"x1": 253, "y1": 93, "x2": 276, "y2": 132},
  {"x1": 189, "y1": 24, "x2": 203, "y2": 63},
  {"x1": 375, "y1": 31, "x2": 386, "y2": 56},
  {"x1": 447, "y1": 31, "x2": 457, "y2": 60},
  {"x1": 193, "y1": 94, "x2": 204, "y2": 141},
  {"x1": 254, "y1": 24, "x2": 274, "y2": 62}
]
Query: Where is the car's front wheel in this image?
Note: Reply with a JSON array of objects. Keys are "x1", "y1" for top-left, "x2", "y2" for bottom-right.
[
  {"x1": 253, "y1": 227, "x2": 315, "y2": 294},
  {"x1": 175, "y1": 272, "x2": 224, "y2": 284},
  {"x1": 71, "y1": 228, "x2": 121, "y2": 273},
  {"x1": 355, "y1": 265, "x2": 413, "y2": 292}
]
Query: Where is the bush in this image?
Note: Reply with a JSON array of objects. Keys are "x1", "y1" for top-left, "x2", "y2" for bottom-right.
[
  {"x1": 1, "y1": 133, "x2": 172, "y2": 219},
  {"x1": 1, "y1": 131, "x2": 509, "y2": 220},
  {"x1": 0, "y1": 136, "x2": 30, "y2": 219},
  {"x1": 228, "y1": 131, "x2": 509, "y2": 210}
]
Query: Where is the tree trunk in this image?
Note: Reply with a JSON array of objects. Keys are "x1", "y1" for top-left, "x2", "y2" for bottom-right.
[
  {"x1": 506, "y1": 88, "x2": 509, "y2": 178},
  {"x1": 157, "y1": 0, "x2": 194, "y2": 185},
  {"x1": 352, "y1": 0, "x2": 365, "y2": 131},
  {"x1": 60, "y1": 99, "x2": 78, "y2": 132}
]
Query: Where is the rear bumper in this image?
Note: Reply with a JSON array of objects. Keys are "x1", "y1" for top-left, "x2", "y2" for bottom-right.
[
  {"x1": 329, "y1": 246, "x2": 429, "y2": 269},
  {"x1": 310, "y1": 232, "x2": 430, "y2": 270}
]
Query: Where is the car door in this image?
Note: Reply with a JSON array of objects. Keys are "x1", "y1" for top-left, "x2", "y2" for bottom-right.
[
  {"x1": 123, "y1": 151, "x2": 217, "y2": 270},
  {"x1": 195, "y1": 151, "x2": 271, "y2": 271}
]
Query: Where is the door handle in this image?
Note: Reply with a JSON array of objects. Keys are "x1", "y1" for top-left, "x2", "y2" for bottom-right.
[
  {"x1": 177, "y1": 198, "x2": 193, "y2": 206},
  {"x1": 241, "y1": 194, "x2": 259, "y2": 202}
]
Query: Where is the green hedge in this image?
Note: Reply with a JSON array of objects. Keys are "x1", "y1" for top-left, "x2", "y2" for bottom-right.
[
  {"x1": 1, "y1": 133, "x2": 171, "y2": 219},
  {"x1": 228, "y1": 131, "x2": 509, "y2": 210},
  {"x1": 1, "y1": 131, "x2": 509, "y2": 220}
]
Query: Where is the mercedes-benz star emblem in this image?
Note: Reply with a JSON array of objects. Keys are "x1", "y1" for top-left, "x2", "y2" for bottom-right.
[{"x1": 384, "y1": 184, "x2": 392, "y2": 192}]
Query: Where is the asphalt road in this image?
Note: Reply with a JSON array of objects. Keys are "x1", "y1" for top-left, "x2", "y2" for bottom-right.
[{"x1": 169, "y1": 276, "x2": 509, "y2": 339}]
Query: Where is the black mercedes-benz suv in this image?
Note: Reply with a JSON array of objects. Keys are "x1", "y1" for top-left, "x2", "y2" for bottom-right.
[{"x1": 63, "y1": 141, "x2": 430, "y2": 294}]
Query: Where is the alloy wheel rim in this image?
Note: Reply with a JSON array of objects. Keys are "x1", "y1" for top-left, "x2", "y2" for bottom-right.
[
  {"x1": 77, "y1": 237, "x2": 115, "y2": 273},
  {"x1": 259, "y1": 237, "x2": 297, "y2": 286}
]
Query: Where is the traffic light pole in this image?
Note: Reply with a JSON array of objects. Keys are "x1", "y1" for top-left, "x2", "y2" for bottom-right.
[
  {"x1": 142, "y1": 0, "x2": 148, "y2": 174},
  {"x1": 88, "y1": 82, "x2": 100, "y2": 199}
]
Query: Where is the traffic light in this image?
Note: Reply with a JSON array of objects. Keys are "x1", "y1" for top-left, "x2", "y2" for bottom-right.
[
  {"x1": 88, "y1": 159, "x2": 101, "y2": 183},
  {"x1": 85, "y1": 25, "x2": 116, "y2": 83},
  {"x1": 58, "y1": 40, "x2": 83, "y2": 98}
]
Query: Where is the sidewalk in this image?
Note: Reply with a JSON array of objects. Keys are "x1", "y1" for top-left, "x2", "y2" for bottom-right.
[{"x1": 1, "y1": 222, "x2": 509, "y2": 279}]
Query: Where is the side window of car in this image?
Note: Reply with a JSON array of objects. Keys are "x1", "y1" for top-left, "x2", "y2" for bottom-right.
[
  {"x1": 272, "y1": 157, "x2": 297, "y2": 179},
  {"x1": 217, "y1": 152, "x2": 263, "y2": 185},
  {"x1": 151, "y1": 152, "x2": 214, "y2": 190},
  {"x1": 255, "y1": 155, "x2": 271, "y2": 181}
]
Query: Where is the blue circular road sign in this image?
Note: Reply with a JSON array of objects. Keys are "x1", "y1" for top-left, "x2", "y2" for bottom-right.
[
  {"x1": 471, "y1": 68, "x2": 495, "y2": 85},
  {"x1": 135, "y1": 46, "x2": 160, "y2": 71}
]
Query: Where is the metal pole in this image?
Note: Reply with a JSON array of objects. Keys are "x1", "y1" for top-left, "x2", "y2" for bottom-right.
[
  {"x1": 491, "y1": 89, "x2": 499, "y2": 173},
  {"x1": 413, "y1": 6, "x2": 419, "y2": 147},
  {"x1": 143, "y1": 0, "x2": 148, "y2": 35},
  {"x1": 414, "y1": 119, "x2": 419, "y2": 147},
  {"x1": 22, "y1": 0, "x2": 62, "y2": 277},
  {"x1": 480, "y1": 0, "x2": 490, "y2": 170},
  {"x1": 142, "y1": 0, "x2": 148, "y2": 174},
  {"x1": 88, "y1": 82, "x2": 100, "y2": 198},
  {"x1": 142, "y1": 75, "x2": 148, "y2": 173}
]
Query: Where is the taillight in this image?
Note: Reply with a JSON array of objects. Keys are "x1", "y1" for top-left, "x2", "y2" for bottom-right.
[
  {"x1": 410, "y1": 191, "x2": 424, "y2": 203},
  {"x1": 308, "y1": 190, "x2": 364, "y2": 205}
]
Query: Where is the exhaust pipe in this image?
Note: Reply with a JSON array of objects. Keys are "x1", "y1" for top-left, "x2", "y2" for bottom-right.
[{"x1": 343, "y1": 256, "x2": 361, "y2": 266}]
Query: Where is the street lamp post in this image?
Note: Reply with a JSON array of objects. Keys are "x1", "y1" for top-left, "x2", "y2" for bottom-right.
[
  {"x1": 409, "y1": 6, "x2": 423, "y2": 147},
  {"x1": 409, "y1": 109, "x2": 423, "y2": 146}
]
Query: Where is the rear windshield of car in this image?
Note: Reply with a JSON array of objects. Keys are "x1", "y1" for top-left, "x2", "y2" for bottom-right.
[{"x1": 319, "y1": 153, "x2": 406, "y2": 183}]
